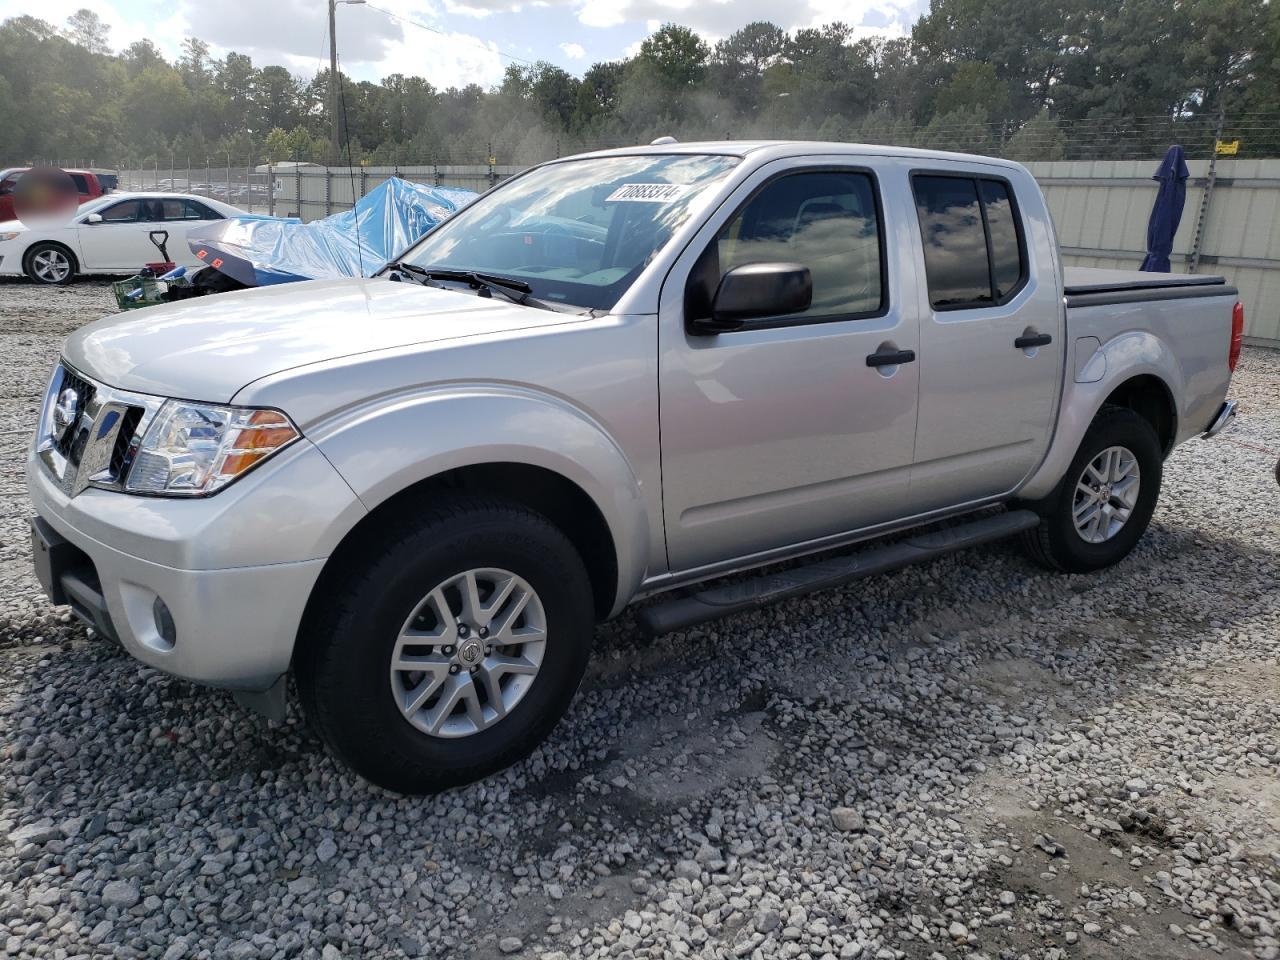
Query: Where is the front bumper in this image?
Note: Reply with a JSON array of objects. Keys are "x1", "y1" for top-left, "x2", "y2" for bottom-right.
[
  {"x1": 29, "y1": 513, "x2": 324, "y2": 690},
  {"x1": 26, "y1": 439, "x2": 365, "y2": 691}
]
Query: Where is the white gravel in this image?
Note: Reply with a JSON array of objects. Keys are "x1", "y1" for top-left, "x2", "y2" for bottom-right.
[{"x1": 1, "y1": 278, "x2": 1278, "y2": 960}]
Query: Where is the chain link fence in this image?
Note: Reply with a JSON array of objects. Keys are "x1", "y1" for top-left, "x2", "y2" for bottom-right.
[{"x1": 66, "y1": 111, "x2": 1267, "y2": 223}]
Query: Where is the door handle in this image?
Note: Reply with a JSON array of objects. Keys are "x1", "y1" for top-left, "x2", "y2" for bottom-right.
[
  {"x1": 866, "y1": 349, "x2": 916, "y2": 367},
  {"x1": 1015, "y1": 333, "x2": 1052, "y2": 349}
]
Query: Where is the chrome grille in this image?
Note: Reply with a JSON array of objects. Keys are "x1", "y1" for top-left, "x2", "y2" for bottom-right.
[
  {"x1": 52, "y1": 368, "x2": 95, "y2": 461},
  {"x1": 36, "y1": 363, "x2": 165, "y2": 497}
]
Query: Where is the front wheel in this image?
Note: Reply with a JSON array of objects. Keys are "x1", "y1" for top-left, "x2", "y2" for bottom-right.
[
  {"x1": 295, "y1": 496, "x2": 595, "y2": 794},
  {"x1": 24, "y1": 242, "x2": 77, "y2": 285},
  {"x1": 1020, "y1": 406, "x2": 1163, "y2": 572}
]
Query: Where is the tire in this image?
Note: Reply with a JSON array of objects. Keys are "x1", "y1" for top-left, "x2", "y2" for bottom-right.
[
  {"x1": 23, "y1": 242, "x2": 77, "y2": 285},
  {"x1": 295, "y1": 495, "x2": 595, "y2": 794},
  {"x1": 1019, "y1": 405, "x2": 1163, "y2": 573}
]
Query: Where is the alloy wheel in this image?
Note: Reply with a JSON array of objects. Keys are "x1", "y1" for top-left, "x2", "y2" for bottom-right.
[
  {"x1": 1072, "y1": 445, "x2": 1141, "y2": 544},
  {"x1": 389, "y1": 568, "x2": 547, "y2": 738},
  {"x1": 31, "y1": 249, "x2": 70, "y2": 283}
]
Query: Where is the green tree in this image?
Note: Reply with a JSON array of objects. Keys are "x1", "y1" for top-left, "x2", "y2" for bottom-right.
[
  {"x1": 63, "y1": 9, "x2": 110, "y2": 56},
  {"x1": 710, "y1": 21, "x2": 786, "y2": 114},
  {"x1": 122, "y1": 39, "x2": 167, "y2": 78},
  {"x1": 573, "y1": 61, "x2": 625, "y2": 129},
  {"x1": 638, "y1": 23, "x2": 709, "y2": 89},
  {"x1": 934, "y1": 61, "x2": 1013, "y2": 120},
  {"x1": 256, "y1": 66, "x2": 303, "y2": 134}
]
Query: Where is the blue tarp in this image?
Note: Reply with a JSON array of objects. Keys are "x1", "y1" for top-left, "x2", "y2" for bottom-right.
[
  {"x1": 1139, "y1": 145, "x2": 1189, "y2": 273},
  {"x1": 186, "y1": 177, "x2": 476, "y2": 286}
]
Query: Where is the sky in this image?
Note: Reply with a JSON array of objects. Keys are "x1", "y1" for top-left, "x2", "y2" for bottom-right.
[{"x1": 0, "y1": 0, "x2": 929, "y2": 90}]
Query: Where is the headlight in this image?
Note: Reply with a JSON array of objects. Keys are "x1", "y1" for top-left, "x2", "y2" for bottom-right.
[
  {"x1": 125, "y1": 401, "x2": 299, "y2": 496},
  {"x1": 0, "y1": 232, "x2": 20, "y2": 241}
]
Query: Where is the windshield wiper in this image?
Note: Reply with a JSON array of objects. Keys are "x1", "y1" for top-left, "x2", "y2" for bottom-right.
[
  {"x1": 414, "y1": 267, "x2": 571, "y2": 313},
  {"x1": 385, "y1": 261, "x2": 431, "y2": 282}
]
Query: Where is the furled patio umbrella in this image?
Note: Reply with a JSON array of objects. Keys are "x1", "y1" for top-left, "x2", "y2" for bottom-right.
[{"x1": 1139, "y1": 144, "x2": 1189, "y2": 272}]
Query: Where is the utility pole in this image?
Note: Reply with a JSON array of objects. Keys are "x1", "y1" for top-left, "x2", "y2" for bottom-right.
[{"x1": 329, "y1": 0, "x2": 367, "y2": 164}]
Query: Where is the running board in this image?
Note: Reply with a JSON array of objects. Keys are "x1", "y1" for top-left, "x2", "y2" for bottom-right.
[{"x1": 637, "y1": 510, "x2": 1040, "y2": 636}]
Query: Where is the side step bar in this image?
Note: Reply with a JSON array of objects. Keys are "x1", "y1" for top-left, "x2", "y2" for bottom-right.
[{"x1": 637, "y1": 510, "x2": 1040, "y2": 636}]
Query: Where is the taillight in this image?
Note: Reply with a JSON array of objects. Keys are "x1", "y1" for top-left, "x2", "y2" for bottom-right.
[{"x1": 1229, "y1": 301, "x2": 1244, "y2": 372}]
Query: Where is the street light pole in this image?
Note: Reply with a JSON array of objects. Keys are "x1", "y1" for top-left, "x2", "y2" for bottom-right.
[{"x1": 329, "y1": 0, "x2": 367, "y2": 164}]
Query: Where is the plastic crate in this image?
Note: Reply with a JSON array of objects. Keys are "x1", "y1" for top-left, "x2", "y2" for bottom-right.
[{"x1": 111, "y1": 275, "x2": 188, "y2": 311}]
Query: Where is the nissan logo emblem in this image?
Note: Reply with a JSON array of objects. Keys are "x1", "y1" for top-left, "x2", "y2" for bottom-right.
[{"x1": 52, "y1": 386, "x2": 80, "y2": 435}]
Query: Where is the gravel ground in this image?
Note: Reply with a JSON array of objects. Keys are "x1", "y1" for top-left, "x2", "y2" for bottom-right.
[{"x1": 1, "y1": 278, "x2": 1278, "y2": 960}]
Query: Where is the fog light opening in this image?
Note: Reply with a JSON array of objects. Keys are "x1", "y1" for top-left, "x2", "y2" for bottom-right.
[{"x1": 152, "y1": 596, "x2": 177, "y2": 650}]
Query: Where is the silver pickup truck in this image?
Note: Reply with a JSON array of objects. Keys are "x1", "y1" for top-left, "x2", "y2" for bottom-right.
[{"x1": 27, "y1": 142, "x2": 1242, "y2": 793}]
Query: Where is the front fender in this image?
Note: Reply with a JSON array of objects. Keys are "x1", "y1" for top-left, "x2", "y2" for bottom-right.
[
  {"x1": 310, "y1": 385, "x2": 650, "y2": 616},
  {"x1": 1018, "y1": 330, "x2": 1183, "y2": 500}
]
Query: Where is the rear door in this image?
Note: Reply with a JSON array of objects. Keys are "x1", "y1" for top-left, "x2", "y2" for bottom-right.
[
  {"x1": 908, "y1": 169, "x2": 1063, "y2": 509},
  {"x1": 658, "y1": 158, "x2": 923, "y2": 572},
  {"x1": 156, "y1": 198, "x2": 225, "y2": 266}
]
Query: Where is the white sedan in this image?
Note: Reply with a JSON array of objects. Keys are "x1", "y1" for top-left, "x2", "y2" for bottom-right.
[{"x1": 0, "y1": 192, "x2": 248, "y2": 285}]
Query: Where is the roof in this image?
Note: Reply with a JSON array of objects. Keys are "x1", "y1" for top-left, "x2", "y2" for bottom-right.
[
  {"x1": 567, "y1": 140, "x2": 1023, "y2": 170},
  {"x1": 94, "y1": 191, "x2": 232, "y2": 203},
  {"x1": 0, "y1": 167, "x2": 108, "y2": 175}
]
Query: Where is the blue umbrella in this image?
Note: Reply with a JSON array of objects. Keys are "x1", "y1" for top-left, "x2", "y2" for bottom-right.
[{"x1": 1139, "y1": 144, "x2": 1189, "y2": 273}]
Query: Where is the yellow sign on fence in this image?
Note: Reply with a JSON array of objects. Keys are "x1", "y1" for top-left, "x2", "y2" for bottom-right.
[{"x1": 1215, "y1": 139, "x2": 1240, "y2": 156}]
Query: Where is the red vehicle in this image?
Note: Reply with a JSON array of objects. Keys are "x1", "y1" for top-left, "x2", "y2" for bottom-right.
[{"x1": 0, "y1": 168, "x2": 118, "y2": 222}]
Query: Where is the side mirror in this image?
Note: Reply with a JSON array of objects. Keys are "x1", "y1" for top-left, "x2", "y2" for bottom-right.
[
  {"x1": 84, "y1": 213, "x2": 103, "y2": 224},
  {"x1": 693, "y1": 262, "x2": 812, "y2": 334}
]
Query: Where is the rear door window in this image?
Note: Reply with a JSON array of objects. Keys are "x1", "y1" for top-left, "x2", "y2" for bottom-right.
[
  {"x1": 981, "y1": 181, "x2": 1023, "y2": 299},
  {"x1": 183, "y1": 200, "x2": 221, "y2": 220},
  {"x1": 912, "y1": 174, "x2": 1027, "y2": 309},
  {"x1": 69, "y1": 174, "x2": 90, "y2": 195}
]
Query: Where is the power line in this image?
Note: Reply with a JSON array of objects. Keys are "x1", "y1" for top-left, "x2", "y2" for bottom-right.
[{"x1": 363, "y1": 2, "x2": 534, "y2": 67}]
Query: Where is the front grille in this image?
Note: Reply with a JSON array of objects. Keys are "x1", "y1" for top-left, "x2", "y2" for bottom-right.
[
  {"x1": 37, "y1": 363, "x2": 163, "y2": 497},
  {"x1": 108, "y1": 406, "x2": 144, "y2": 479}
]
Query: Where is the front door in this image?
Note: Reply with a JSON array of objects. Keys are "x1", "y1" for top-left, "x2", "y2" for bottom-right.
[
  {"x1": 659, "y1": 160, "x2": 922, "y2": 573},
  {"x1": 76, "y1": 198, "x2": 163, "y2": 271},
  {"x1": 907, "y1": 169, "x2": 1063, "y2": 509}
]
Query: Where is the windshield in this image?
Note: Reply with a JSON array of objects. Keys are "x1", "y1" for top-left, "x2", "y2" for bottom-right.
[{"x1": 397, "y1": 153, "x2": 741, "y2": 311}]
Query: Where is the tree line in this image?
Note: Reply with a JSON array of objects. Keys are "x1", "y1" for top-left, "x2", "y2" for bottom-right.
[{"x1": 1, "y1": 0, "x2": 1277, "y2": 170}]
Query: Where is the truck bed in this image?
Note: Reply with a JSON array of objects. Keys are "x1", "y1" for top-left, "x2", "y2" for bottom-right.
[{"x1": 1064, "y1": 267, "x2": 1234, "y2": 308}]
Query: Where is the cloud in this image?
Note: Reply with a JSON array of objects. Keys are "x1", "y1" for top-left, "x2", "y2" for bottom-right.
[
  {"x1": 0, "y1": 0, "x2": 927, "y2": 91},
  {"x1": 177, "y1": 0, "x2": 402, "y2": 65},
  {"x1": 0, "y1": 0, "x2": 190, "y2": 58},
  {"x1": 576, "y1": 0, "x2": 925, "y2": 40},
  {"x1": 373, "y1": 25, "x2": 507, "y2": 88}
]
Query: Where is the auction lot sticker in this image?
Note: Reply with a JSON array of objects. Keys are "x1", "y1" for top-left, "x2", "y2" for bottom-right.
[{"x1": 606, "y1": 183, "x2": 687, "y2": 202}]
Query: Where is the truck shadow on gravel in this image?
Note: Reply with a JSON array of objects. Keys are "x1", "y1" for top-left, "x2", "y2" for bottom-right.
[{"x1": 2, "y1": 518, "x2": 1276, "y2": 958}]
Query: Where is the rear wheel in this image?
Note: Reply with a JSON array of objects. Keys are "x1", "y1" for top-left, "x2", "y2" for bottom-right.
[
  {"x1": 24, "y1": 242, "x2": 77, "y2": 285},
  {"x1": 295, "y1": 496, "x2": 594, "y2": 794},
  {"x1": 1020, "y1": 406, "x2": 1163, "y2": 572}
]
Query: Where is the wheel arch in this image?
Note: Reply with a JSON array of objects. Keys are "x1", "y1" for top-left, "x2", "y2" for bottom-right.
[
  {"x1": 303, "y1": 386, "x2": 652, "y2": 625},
  {"x1": 1020, "y1": 329, "x2": 1183, "y2": 501},
  {"x1": 304, "y1": 462, "x2": 622, "y2": 635},
  {"x1": 1101, "y1": 373, "x2": 1177, "y2": 455}
]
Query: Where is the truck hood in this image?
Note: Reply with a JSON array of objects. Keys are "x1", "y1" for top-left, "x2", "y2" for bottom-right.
[{"x1": 65, "y1": 277, "x2": 585, "y2": 403}]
